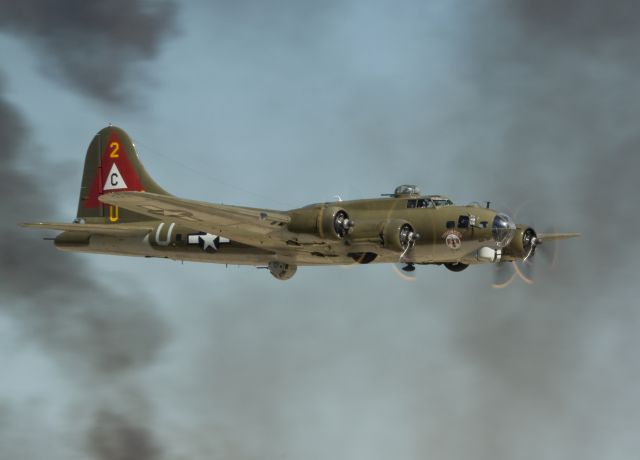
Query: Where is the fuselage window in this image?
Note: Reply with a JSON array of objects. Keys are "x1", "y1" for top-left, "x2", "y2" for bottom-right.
[
  {"x1": 446, "y1": 220, "x2": 455, "y2": 229},
  {"x1": 480, "y1": 221, "x2": 488, "y2": 229},
  {"x1": 458, "y1": 216, "x2": 470, "y2": 229}
]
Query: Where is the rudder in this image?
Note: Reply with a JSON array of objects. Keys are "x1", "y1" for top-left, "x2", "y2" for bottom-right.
[{"x1": 76, "y1": 126, "x2": 169, "y2": 223}]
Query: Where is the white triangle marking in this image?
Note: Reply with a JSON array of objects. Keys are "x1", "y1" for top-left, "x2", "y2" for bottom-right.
[{"x1": 103, "y1": 163, "x2": 128, "y2": 191}]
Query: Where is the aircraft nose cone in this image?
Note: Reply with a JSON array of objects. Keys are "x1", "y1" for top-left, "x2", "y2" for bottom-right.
[{"x1": 492, "y1": 213, "x2": 516, "y2": 248}]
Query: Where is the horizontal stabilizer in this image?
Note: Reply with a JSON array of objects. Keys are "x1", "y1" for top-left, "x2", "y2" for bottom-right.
[{"x1": 20, "y1": 222, "x2": 153, "y2": 236}]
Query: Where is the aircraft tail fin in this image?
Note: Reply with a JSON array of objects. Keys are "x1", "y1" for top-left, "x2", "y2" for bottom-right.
[{"x1": 76, "y1": 126, "x2": 169, "y2": 223}]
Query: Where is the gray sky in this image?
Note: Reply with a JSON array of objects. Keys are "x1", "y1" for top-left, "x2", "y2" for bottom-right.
[{"x1": 1, "y1": 1, "x2": 638, "y2": 459}]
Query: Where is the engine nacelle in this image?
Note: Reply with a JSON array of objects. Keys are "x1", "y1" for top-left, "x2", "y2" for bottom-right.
[
  {"x1": 268, "y1": 261, "x2": 297, "y2": 280},
  {"x1": 380, "y1": 219, "x2": 417, "y2": 252},
  {"x1": 288, "y1": 206, "x2": 352, "y2": 240},
  {"x1": 319, "y1": 206, "x2": 353, "y2": 240},
  {"x1": 503, "y1": 226, "x2": 537, "y2": 259}
]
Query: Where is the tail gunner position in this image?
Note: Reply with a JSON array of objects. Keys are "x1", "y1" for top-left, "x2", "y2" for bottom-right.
[{"x1": 22, "y1": 126, "x2": 579, "y2": 281}]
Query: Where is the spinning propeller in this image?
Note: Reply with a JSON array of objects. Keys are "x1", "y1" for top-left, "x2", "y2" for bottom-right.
[
  {"x1": 491, "y1": 201, "x2": 578, "y2": 288},
  {"x1": 492, "y1": 229, "x2": 564, "y2": 288}
]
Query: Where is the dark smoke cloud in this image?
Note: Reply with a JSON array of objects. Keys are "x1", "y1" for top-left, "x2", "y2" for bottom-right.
[
  {"x1": 0, "y1": 0, "x2": 176, "y2": 104},
  {"x1": 152, "y1": 3, "x2": 640, "y2": 459},
  {"x1": 2, "y1": 1, "x2": 640, "y2": 459},
  {"x1": 0, "y1": 90, "x2": 167, "y2": 375},
  {"x1": 0, "y1": 3, "x2": 177, "y2": 458},
  {"x1": 0, "y1": 83, "x2": 167, "y2": 457},
  {"x1": 505, "y1": 1, "x2": 640, "y2": 44},
  {"x1": 461, "y1": 0, "x2": 640, "y2": 270},
  {"x1": 87, "y1": 410, "x2": 160, "y2": 460},
  {"x1": 425, "y1": 3, "x2": 640, "y2": 457}
]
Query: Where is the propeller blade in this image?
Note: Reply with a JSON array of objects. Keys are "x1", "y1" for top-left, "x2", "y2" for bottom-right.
[
  {"x1": 492, "y1": 261, "x2": 516, "y2": 289},
  {"x1": 537, "y1": 232, "x2": 581, "y2": 241},
  {"x1": 513, "y1": 259, "x2": 535, "y2": 285},
  {"x1": 537, "y1": 227, "x2": 559, "y2": 267}
]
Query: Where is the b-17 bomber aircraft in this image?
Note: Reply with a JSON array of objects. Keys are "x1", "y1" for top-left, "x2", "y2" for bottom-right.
[{"x1": 22, "y1": 126, "x2": 579, "y2": 284}]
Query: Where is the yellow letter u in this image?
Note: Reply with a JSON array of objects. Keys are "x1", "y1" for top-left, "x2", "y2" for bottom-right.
[{"x1": 109, "y1": 205, "x2": 119, "y2": 222}]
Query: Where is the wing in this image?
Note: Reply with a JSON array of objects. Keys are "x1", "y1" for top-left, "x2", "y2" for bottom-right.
[
  {"x1": 20, "y1": 222, "x2": 153, "y2": 236},
  {"x1": 99, "y1": 191, "x2": 292, "y2": 248},
  {"x1": 538, "y1": 232, "x2": 581, "y2": 241}
]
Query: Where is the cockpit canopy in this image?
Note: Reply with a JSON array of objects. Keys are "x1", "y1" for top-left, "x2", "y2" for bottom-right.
[
  {"x1": 387, "y1": 185, "x2": 454, "y2": 206},
  {"x1": 393, "y1": 184, "x2": 421, "y2": 197},
  {"x1": 426, "y1": 195, "x2": 454, "y2": 207},
  {"x1": 385, "y1": 185, "x2": 454, "y2": 207}
]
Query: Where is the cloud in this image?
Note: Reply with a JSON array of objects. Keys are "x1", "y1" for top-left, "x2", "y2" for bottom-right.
[
  {"x1": 87, "y1": 409, "x2": 160, "y2": 460},
  {"x1": 2, "y1": 1, "x2": 640, "y2": 459},
  {"x1": 0, "y1": 3, "x2": 178, "y2": 458},
  {"x1": 504, "y1": 0, "x2": 640, "y2": 44},
  {"x1": 0, "y1": 85, "x2": 167, "y2": 457},
  {"x1": 143, "y1": 3, "x2": 640, "y2": 458},
  {"x1": 456, "y1": 1, "x2": 640, "y2": 271},
  {"x1": 0, "y1": 0, "x2": 177, "y2": 104},
  {"x1": 0, "y1": 92, "x2": 167, "y2": 376}
]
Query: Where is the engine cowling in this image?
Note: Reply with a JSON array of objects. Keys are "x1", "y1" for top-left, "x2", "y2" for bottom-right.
[
  {"x1": 319, "y1": 206, "x2": 353, "y2": 240},
  {"x1": 268, "y1": 261, "x2": 297, "y2": 280},
  {"x1": 288, "y1": 206, "x2": 353, "y2": 240},
  {"x1": 380, "y1": 219, "x2": 417, "y2": 252},
  {"x1": 503, "y1": 226, "x2": 537, "y2": 259}
]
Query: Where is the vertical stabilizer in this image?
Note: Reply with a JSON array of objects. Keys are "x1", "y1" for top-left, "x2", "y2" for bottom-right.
[{"x1": 76, "y1": 126, "x2": 169, "y2": 223}]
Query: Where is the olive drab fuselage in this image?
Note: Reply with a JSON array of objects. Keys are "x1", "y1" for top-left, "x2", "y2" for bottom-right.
[
  {"x1": 286, "y1": 196, "x2": 512, "y2": 264},
  {"x1": 53, "y1": 193, "x2": 517, "y2": 268}
]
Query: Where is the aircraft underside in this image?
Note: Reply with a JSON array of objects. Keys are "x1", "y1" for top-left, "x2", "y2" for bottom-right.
[{"x1": 54, "y1": 229, "x2": 497, "y2": 268}]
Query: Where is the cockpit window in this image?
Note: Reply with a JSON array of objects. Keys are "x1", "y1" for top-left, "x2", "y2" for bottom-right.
[
  {"x1": 407, "y1": 198, "x2": 434, "y2": 209},
  {"x1": 432, "y1": 199, "x2": 453, "y2": 207},
  {"x1": 458, "y1": 216, "x2": 470, "y2": 229}
]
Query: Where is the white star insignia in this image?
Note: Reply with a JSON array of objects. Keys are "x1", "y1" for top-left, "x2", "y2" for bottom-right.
[{"x1": 199, "y1": 233, "x2": 218, "y2": 251}]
